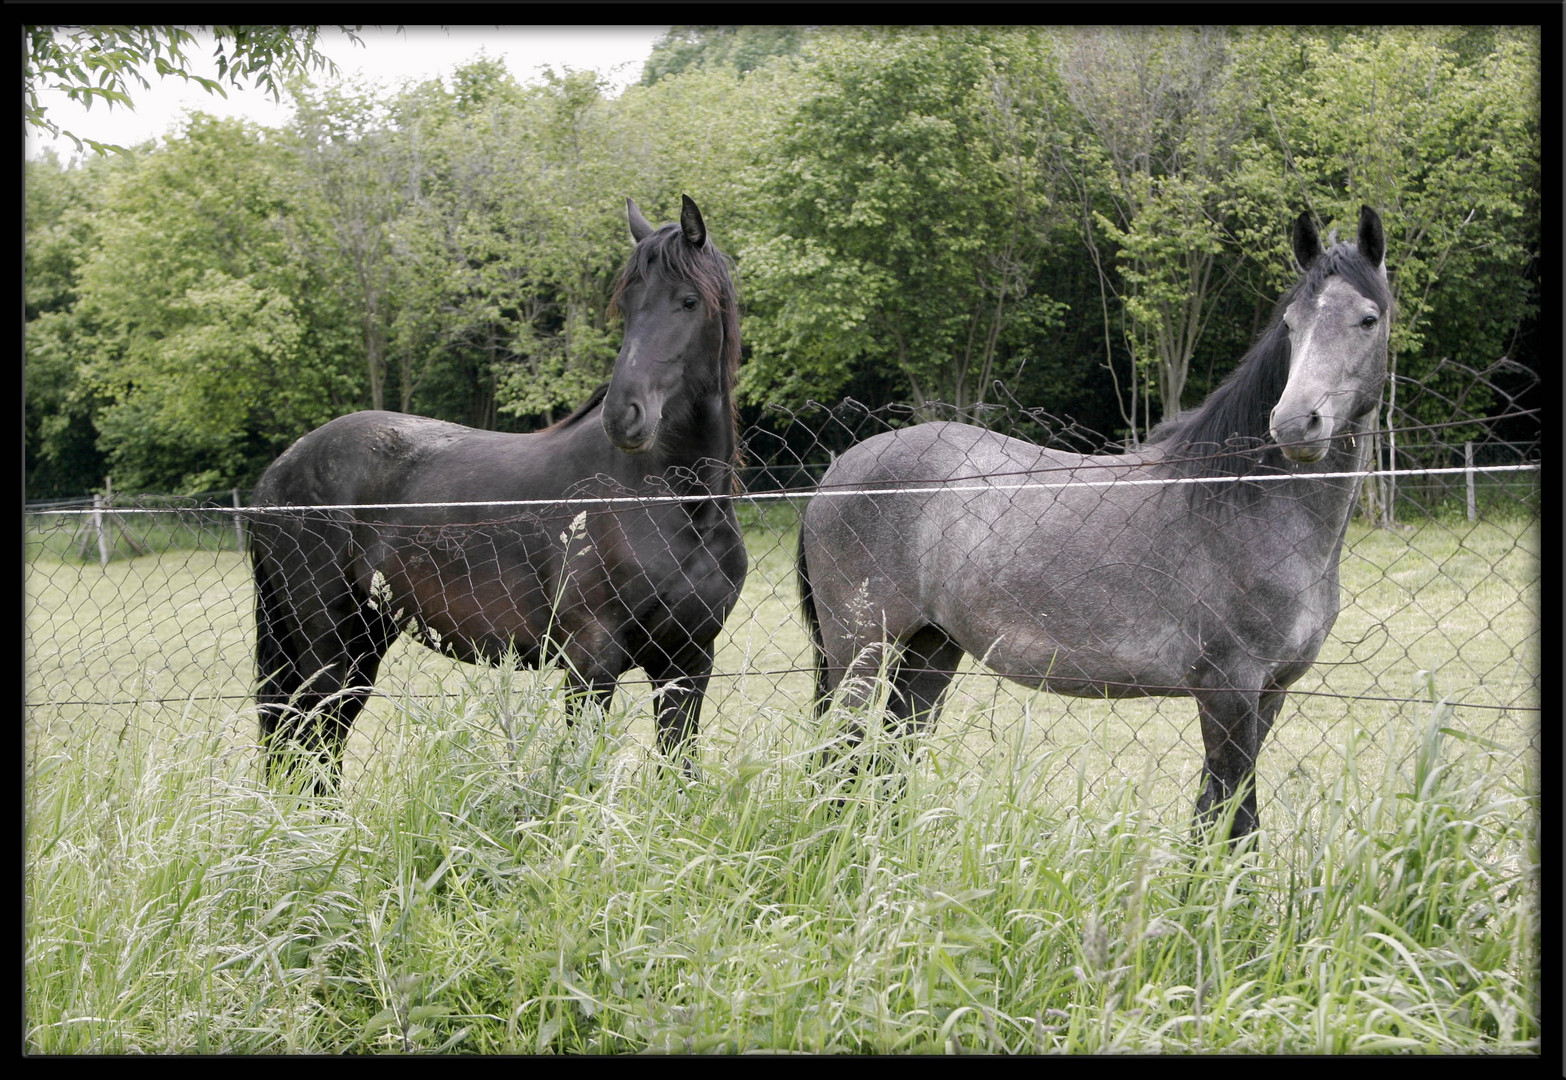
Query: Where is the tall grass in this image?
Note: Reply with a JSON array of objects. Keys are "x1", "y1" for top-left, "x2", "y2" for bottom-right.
[
  {"x1": 25, "y1": 499, "x2": 1539, "y2": 1053},
  {"x1": 25, "y1": 658, "x2": 1538, "y2": 1053}
]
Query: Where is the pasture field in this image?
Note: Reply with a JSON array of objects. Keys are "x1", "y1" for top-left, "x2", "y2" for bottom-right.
[{"x1": 23, "y1": 505, "x2": 1539, "y2": 1053}]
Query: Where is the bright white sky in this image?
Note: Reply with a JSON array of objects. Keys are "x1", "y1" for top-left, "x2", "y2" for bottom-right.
[{"x1": 27, "y1": 25, "x2": 671, "y2": 162}]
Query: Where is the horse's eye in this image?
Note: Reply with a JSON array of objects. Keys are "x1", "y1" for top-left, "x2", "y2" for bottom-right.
[
  {"x1": 682, "y1": 296, "x2": 699, "y2": 311},
  {"x1": 1360, "y1": 314, "x2": 1378, "y2": 329}
]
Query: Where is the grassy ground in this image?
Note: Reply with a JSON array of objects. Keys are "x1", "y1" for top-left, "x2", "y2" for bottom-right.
[{"x1": 23, "y1": 502, "x2": 1540, "y2": 1053}]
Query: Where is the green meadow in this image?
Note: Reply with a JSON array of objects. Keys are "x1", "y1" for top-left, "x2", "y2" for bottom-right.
[{"x1": 24, "y1": 504, "x2": 1539, "y2": 1053}]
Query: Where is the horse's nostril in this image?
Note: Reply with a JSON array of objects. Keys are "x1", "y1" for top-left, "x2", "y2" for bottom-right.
[{"x1": 605, "y1": 396, "x2": 658, "y2": 452}]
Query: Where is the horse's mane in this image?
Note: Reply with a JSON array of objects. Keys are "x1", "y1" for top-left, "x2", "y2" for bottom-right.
[
  {"x1": 1146, "y1": 231, "x2": 1391, "y2": 479},
  {"x1": 539, "y1": 382, "x2": 610, "y2": 433}
]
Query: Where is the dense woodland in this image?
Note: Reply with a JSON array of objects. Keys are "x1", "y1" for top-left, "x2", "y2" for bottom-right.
[{"x1": 23, "y1": 25, "x2": 1540, "y2": 498}]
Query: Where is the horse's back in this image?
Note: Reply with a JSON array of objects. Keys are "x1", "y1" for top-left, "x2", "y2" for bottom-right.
[
  {"x1": 808, "y1": 421, "x2": 1107, "y2": 553},
  {"x1": 254, "y1": 411, "x2": 531, "y2": 508},
  {"x1": 803, "y1": 417, "x2": 1338, "y2": 695},
  {"x1": 249, "y1": 411, "x2": 544, "y2": 621},
  {"x1": 821, "y1": 421, "x2": 1052, "y2": 484},
  {"x1": 801, "y1": 420, "x2": 1201, "y2": 690}
]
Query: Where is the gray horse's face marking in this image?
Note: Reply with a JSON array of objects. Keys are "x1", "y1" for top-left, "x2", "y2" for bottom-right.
[
  {"x1": 1271, "y1": 277, "x2": 1388, "y2": 462},
  {"x1": 1270, "y1": 212, "x2": 1390, "y2": 464}
]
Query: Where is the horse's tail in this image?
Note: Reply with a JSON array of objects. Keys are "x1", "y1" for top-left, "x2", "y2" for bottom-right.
[
  {"x1": 250, "y1": 531, "x2": 292, "y2": 745},
  {"x1": 795, "y1": 524, "x2": 831, "y2": 717}
]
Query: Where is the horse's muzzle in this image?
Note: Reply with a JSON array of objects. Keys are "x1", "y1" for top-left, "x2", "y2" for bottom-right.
[
  {"x1": 1280, "y1": 443, "x2": 1328, "y2": 464},
  {"x1": 1271, "y1": 404, "x2": 1331, "y2": 463},
  {"x1": 603, "y1": 400, "x2": 658, "y2": 454}
]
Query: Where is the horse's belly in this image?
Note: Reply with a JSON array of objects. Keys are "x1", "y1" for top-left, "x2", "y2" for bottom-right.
[
  {"x1": 360, "y1": 538, "x2": 565, "y2": 664},
  {"x1": 987, "y1": 648, "x2": 1177, "y2": 699},
  {"x1": 353, "y1": 512, "x2": 743, "y2": 672},
  {"x1": 958, "y1": 615, "x2": 1190, "y2": 700}
]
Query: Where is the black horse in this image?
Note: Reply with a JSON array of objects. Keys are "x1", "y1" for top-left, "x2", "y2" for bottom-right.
[
  {"x1": 797, "y1": 208, "x2": 1392, "y2": 840},
  {"x1": 250, "y1": 195, "x2": 747, "y2": 788}
]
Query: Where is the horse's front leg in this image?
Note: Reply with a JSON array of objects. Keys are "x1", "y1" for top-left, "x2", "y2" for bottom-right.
[
  {"x1": 561, "y1": 676, "x2": 615, "y2": 727},
  {"x1": 1193, "y1": 684, "x2": 1264, "y2": 842},
  {"x1": 644, "y1": 644, "x2": 716, "y2": 778},
  {"x1": 558, "y1": 624, "x2": 627, "y2": 726}
]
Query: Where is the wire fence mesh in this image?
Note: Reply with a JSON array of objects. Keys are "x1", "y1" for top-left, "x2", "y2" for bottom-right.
[{"x1": 24, "y1": 364, "x2": 1541, "y2": 830}]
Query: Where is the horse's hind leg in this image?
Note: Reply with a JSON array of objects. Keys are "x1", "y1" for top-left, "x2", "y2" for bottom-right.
[
  {"x1": 266, "y1": 634, "x2": 393, "y2": 792},
  {"x1": 255, "y1": 555, "x2": 299, "y2": 759},
  {"x1": 887, "y1": 625, "x2": 962, "y2": 737},
  {"x1": 813, "y1": 638, "x2": 891, "y2": 769},
  {"x1": 256, "y1": 563, "x2": 396, "y2": 793},
  {"x1": 817, "y1": 625, "x2": 960, "y2": 793},
  {"x1": 846, "y1": 625, "x2": 961, "y2": 796}
]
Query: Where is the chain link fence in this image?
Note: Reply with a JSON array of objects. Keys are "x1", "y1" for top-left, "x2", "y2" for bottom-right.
[{"x1": 25, "y1": 366, "x2": 1540, "y2": 828}]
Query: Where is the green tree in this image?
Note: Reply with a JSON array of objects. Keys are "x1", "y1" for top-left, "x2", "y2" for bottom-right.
[
  {"x1": 58, "y1": 117, "x2": 354, "y2": 491},
  {"x1": 494, "y1": 70, "x2": 637, "y2": 421},
  {"x1": 640, "y1": 25, "x2": 808, "y2": 86},
  {"x1": 1054, "y1": 26, "x2": 1287, "y2": 436},
  {"x1": 25, "y1": 24, "x2": 359, "y2": 155},
  {"x1": 614, "y1": 61, "x2": 787, "y2": 233},
  {"x1": 355, "y1": 62, "x2": 649, "y2": 430},
  {"x1": 283, "y1": 81, "x2": 429, "y2": 414},
  {"x1": 407, "y1": 67, "x2": 634, "y2": 427},
  {"x1": 385, "y1": 63, "x2": 601, "y2": 428},
  {"x1": 25, "y1": 152, "x2": 118, "y2": 496},
  {"x1": 741, "y1": 28, "x2": 1064, "y2": 413}
]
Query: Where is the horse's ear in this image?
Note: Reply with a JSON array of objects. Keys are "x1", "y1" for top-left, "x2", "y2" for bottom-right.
[
  {"x1": 680, "y1": 194, "x2": 707, "y2": 248},
  {"x1": 1357, "y1": 205, "x2": 1385, "y2": 268},
  {"x1": 628, "y1": 197, "x2": 654, "y2": 244},
  {"x1": 1292, "y1": 211, "x2": 1322, "y2": 270}
]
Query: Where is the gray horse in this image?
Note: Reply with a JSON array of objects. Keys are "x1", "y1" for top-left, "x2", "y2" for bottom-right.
[{"x1": 796, "y1": 207, "x2": 1391, "y2": 839}]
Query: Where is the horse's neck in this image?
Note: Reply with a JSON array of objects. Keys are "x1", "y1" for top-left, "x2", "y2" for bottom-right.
[
  {"x1": 1135, "y1": 414, "x2": 1369, "y2": 567},
  {"x1": 644, "y1": 392, "x2": 737, "y2": 497},
  {"x1": 1276, "y1": 428, "x2": 1372, "y2": 564}
]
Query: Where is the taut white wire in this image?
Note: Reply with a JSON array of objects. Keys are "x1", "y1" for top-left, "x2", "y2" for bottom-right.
[{"x1": 26, "y1": 462, "x2": 1540, "y2": 515}]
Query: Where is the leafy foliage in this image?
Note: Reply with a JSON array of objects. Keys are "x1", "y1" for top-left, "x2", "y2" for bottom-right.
[
  {"x1": 22, "y1": 26, "x2": 1540, "y2": 494},
  {"x1": 640, "y1": 25, "x2": 808, "y2": 85},
  {"x1": 56, "y1": 118, "x2": 354, "y2": 491},
  {"x1": 741, "y1": 28, "x2": 1064, "y2": 412},
  {"x1": 24, "y1": 25, "x2": 358, "y2": 156},
  {"x1": 1274, "y1": 27, "x2": 1540, "y2": 425}
]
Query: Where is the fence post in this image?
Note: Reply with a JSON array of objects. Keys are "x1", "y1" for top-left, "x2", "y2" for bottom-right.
[
  {"x1": 1465, "y1": 442, "x2": 1476, "y2": 522},
  {"x1": 1381, "y1": 374, "x2": 1398, "y2": 529},
  {"x1": 92, "y1": 493, "x2": 109, "y2": 567},
  {"x1": 1359, "y1": 429, "x2": 1383, "y2": 523},
  {"x1": 232, "y1": 488, "x2": 246, "y2": 551}
]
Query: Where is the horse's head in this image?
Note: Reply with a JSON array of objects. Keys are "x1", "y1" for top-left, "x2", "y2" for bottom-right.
[
  {"x1": 1270, "y1": 206, "x2": 1392, "y2": 464},
  {"x1": 602, "y1": 195, "x2": 736, "y2": 456}
]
